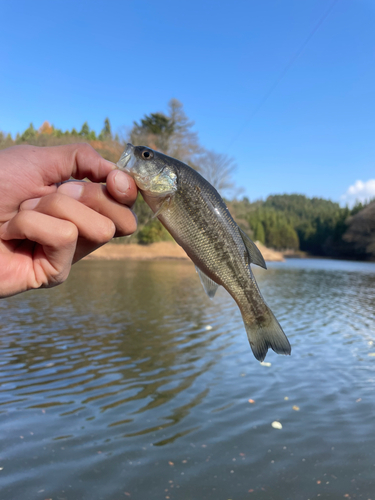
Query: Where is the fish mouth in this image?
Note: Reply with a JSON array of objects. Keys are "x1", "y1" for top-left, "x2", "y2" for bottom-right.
[{"x1": 117, "y1": 143, "x2": 135, "y2": 172}]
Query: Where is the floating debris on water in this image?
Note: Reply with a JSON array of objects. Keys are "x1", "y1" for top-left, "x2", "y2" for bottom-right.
[
  {"x1": 205, "y1": 325, "x2": 213, "y2": 331},
  {"x1": 292, "y1": 406, "x2": 300, "y2": 411},
  {"x1": 271, "y1": 421, "x2": 283, "y2": 429},
  {"x1": 368, "y1": 353, "x2": 375, "y2": 357},
  {"x1": 248, "y1": 399, "x2": 255, "y2": 404},
  {"x1": 260, "y1": 361, "x2": 272, "y2": 367}
]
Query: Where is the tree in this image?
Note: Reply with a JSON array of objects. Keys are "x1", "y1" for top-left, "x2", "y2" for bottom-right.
[
  {"x1": 166, "y1": 98, "x2": 201, "y2": 164},
  {"x1": 253, "y1": 221, "x2": 265, "y2": 244},
  {"x1": 247, "y1": 206, "x2": 299, "y2": 250},
  {"x1": 343, "y1": 201, "x2": 375, "y2": 259},
  {"x1": 99, "y1": 118, "x2": 112, "y2": 140},
  {"x1": 129, "y1": 99, "x2": 201, "y2": 165},
  {"x1": 0, "y1": 132, "x2": 13, "y2": 149},
  {"x1": 131, "y1": 112, "x2": 174, "y2": 152},
  {"x1": 79, "y1": 121, "x2": 90, "y2": 138},
  {"x1": 39, "y1": 121, "x2": 54, "y2": 135},
  {"x1": 20, "y1": 123, "x2": 37, "y2": 142},
  {"x1": 197, "y1": 149, "x2": 236, "y2": 195}
]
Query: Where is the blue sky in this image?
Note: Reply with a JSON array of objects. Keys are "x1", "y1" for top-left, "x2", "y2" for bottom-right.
[{"x1": 1, "y1": 0, "x2": 374, "y2": 204}]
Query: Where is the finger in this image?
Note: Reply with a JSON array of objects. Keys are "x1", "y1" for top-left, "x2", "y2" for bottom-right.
[
  {"x1": 57, "y1": 181, "x2": 137, "y2": 237},
  {"x1": 20, "y1": 192, "x2": 117, "y2": 243},
  {"x1": 106, "y1": 169, "x2": 138, "y2": 206},
  {"x1": 10, "y1": 144, "x2": 117, "y2": 185},
  {"x1": 57, "y1": 143, "x2": 117, "y2": 182},
  {"x1": 0, "y1": 211, "x2": 78, "y2": 288}
]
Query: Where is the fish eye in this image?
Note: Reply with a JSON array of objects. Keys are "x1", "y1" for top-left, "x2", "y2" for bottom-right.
[{"x1": 142, "y1": 150, "x2": 153, "y2": 160}]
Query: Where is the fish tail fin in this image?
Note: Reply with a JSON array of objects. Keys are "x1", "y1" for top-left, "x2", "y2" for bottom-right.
[{"x1": 244, "y1": 307, "x2": 291, "y2": 362}]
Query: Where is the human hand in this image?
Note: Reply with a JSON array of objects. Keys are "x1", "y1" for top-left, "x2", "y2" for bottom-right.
[{"x1": 0, "y1": 144, "x2": 137, "y2": 298}]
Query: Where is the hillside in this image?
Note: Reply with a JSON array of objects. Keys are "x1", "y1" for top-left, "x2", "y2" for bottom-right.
[{"x1": 2, "y1": 118, "x2": 373, "y2": 261}]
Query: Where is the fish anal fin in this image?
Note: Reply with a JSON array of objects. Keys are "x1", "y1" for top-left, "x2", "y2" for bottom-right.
[
  {"x1": 195, "y1": 266, "x2": 219, "y2": 299},
  {"x1": 239, "y1": 228, "x2": 267, "y2": 270}
]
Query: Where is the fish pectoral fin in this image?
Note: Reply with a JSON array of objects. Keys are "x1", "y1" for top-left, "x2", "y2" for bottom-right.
[
  {"x1": 195, "y1": 266, "x2": 219, "y2": 299},
  {"x1": 239, "y1": 228, "x2": 267, "y2": 270},
  {"x1": 152, "y1": 196, "x2": 172, "y2": 219}
]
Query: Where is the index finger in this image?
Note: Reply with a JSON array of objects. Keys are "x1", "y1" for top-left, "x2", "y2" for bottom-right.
[{"x1": 22, "y1": 143, "x2": 118, "y2": 184}]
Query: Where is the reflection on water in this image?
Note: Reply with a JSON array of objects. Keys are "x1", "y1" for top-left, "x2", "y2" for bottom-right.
[{"x1": 1, "y1": 258, "x2": 375, "y2": 499}]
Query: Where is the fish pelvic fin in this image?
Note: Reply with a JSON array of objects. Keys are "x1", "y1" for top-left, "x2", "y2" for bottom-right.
[
  {"x1": 244, "y1": 308, "x2": 291, "y2": 362},
  {"x1": 195, "y1": 266, "x2": 219, "y2": 299}
]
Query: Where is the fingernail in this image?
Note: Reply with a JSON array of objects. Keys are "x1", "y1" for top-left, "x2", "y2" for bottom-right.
[
  {"x1": 114, "y1": 171, "x2": 131, "y2": 194},
  {"x1": 20, "y1": 198, "x2": 41, "y2": 210},
  {"x1": 59, "y1": 182, "x2": 84, "y2": 200}
]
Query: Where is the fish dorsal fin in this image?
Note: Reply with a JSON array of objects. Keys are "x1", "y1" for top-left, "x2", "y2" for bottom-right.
[
  {"x1": 239, "y1": 228, "x2": 267, "y2": 270},
  {"x1": 195, "y1": 266, "x2": 219, "y2": 299}
]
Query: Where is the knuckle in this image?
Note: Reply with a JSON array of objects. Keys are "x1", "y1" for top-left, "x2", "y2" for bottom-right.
[
  {"x1": 78, "y1": 142, "x2": 96, "y2": 155},
  {"x1": 44, "y1": 270, "x2": 70, "y2": 288},
  {"x1": 34, "y1": 262, "x2": 72, "y2": 290},
  {"x1": 59, "y1": 221, "x2": 79, "y2": 245},
  {"x1": 55, "y1": 268, "x2": 71, "y2": 285},
  {"x1": 77, "y1": 143, "x2": 100, "y2": 163}
]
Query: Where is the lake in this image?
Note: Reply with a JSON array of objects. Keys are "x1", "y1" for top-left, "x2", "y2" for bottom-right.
[{"x1": 1, "y1": 258, "x2": 375, "y2": 500}]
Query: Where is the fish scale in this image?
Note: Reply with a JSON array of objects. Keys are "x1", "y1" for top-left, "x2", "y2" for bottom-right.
[{"x1": 117, "y1": 144, "x2": 291, "y2": 362}]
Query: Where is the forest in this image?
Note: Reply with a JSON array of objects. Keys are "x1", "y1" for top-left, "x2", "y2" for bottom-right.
[{"x1": 1, "y1": 99, "x2": 373, "y2": 260}]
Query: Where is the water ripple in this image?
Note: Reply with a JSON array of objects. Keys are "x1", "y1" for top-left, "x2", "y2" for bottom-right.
[{"x1": 1, "y1": 259, "x2": 375, "y2": 499}]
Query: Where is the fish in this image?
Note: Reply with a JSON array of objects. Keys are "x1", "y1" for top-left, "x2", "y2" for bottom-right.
[{"x1": 117, "y1": 144, "x2": 291, "y2": 362}]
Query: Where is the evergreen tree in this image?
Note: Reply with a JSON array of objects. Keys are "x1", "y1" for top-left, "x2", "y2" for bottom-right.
[
  {"x1": 20, "y1": 123, "x2": 37, "y2": 142},
  {"x1": 79, "y1": 121, "x2": 90, "y2": 138},
  {"x1": 253, "y1": 221, "x2": 265, "y2": 244},
  {"x1": 129, "y1": 99, "x2": 201, "y2": 165},
  {"x1": 99, "y1": 118, "x2": 112, "y2": 140}
]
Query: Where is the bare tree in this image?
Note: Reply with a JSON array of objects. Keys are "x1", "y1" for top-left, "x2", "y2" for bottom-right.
[
  {"x1": 166, "y1": 99, "x2": 202, "y2": 164},
  {"x1": 197, "y1": 149, "x2": 237, "y2": 196},
  {"x1": 128, "y1": 99, "x2": 238, "y2": 197}
]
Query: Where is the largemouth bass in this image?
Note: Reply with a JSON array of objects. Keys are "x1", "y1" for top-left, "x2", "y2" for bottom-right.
[{"x1": 117, "y1": 144, "x2": 291, "y2": 362}]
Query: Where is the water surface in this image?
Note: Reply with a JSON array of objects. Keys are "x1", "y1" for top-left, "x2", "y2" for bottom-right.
[{"x1": 1, "y1": 258, "x2": 375, "y2": 499}]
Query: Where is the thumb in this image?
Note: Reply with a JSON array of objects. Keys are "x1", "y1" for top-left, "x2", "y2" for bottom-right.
[{"x1": 106, "y1": 169, "x2": 138, "y2": 206}]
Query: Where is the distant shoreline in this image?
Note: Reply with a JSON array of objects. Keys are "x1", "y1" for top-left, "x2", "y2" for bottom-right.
[{"x1": 84, "y1": 241, "x2": 285, "y2": 262}]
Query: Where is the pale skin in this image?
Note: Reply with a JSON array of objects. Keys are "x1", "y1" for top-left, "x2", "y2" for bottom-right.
[{"x1": 0, "y1": 144, "x2": 138, "y2": 298}]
